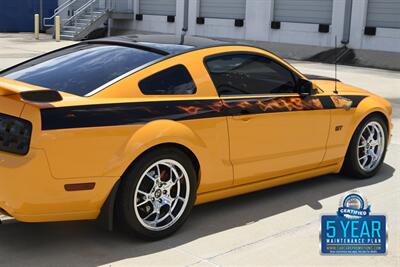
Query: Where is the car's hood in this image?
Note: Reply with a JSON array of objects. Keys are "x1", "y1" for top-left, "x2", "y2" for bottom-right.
[{"x1": 310, "y1": 79, "x2": 372, "y2": 96}]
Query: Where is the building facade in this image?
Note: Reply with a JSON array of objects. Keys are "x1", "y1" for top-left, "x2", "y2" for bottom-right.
[
  {"x1": 0, "y1": 0, "x2": 57, "y2": 32},
  {"x1": 110, "y1": 0, "x2": 400, "y2": 53}
]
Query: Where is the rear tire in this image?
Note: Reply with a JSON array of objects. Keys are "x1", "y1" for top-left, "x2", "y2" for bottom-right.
[
  {"x1": 117, "y1": 147, "x2": 197, "y2": 240},
  {"x1": 341, "y1": 115, "x2": 388, "y2": 179}
]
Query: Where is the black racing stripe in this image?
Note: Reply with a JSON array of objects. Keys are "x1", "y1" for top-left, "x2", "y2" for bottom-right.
[
  {"x1": 318, "y1": 96, "x2": 336, "y2": 109},
  {"x1": 343, "y1": 95, "x2": 367, "y2": 107},
  {"x1": 41, "y1": 95, "x2": 367, "y2": 130},
  {"x1": 41, "y1": 99, "x2": 224, "y2": 130}
]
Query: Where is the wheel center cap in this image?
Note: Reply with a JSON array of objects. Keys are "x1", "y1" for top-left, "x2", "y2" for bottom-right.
[{"x1": 154, "y1": 189, "x2": 162, "y2": 198}]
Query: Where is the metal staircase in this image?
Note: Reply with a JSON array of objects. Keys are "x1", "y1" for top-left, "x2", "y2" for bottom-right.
[
  {"x1": 44, "y1": 0, "x2": 114, "y2": 41},
  {"x1": 61, "y1": 8, "x2": 109, "y2": 40}
]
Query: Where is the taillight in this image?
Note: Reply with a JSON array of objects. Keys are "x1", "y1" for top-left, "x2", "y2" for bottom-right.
[{"x1": 0, "y1": 113, "x2": 32, "y2": 155}]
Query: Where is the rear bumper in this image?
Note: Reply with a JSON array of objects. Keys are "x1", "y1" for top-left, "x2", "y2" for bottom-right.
[{"x1": 0, "y1": 148, "x2": 119, "y2": 222}]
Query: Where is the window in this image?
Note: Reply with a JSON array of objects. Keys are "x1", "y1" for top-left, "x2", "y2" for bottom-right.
[
  {"x1": 2, "y1": 44, "x2": 163, "y2": 96},
  {"x1": 139, "y1": 65, "x2": 196, "y2": 95},
  {"x1": 205, "y1": 54, "x2": 297, "y2": 96}
]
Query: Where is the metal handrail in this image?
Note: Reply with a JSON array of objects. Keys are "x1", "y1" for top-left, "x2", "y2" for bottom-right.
[
  {"x1": 54, "y1": 0, "x2": 73, "y2": 14},
  {"x1": 64, "y1": 0, "x2": 105, "y2": 26},
  {"x1": 43, "y1": 0, "x2": 81, "y2": 27}
]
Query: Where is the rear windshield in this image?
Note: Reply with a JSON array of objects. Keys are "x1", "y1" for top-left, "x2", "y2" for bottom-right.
[{"x1": 1, "y1": 44, "x2": 163, "y2": 96}]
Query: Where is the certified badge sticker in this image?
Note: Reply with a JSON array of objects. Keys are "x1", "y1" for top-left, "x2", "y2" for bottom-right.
[{"x1": 321, "y1": 191, "x2": 387, "y2": 255}]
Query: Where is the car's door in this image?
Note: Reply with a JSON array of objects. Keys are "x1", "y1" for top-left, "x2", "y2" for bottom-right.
[{"x1": 205, "y1": 53, "x2": 331, "y2": 185}]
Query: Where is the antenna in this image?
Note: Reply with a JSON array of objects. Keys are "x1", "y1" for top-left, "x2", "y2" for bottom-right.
[{"x1": 334, "y1": 35, "x2": 339, "y2": 94}]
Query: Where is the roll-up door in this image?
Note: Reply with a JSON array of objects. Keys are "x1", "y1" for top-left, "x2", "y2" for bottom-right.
[
  {"x1": 274, "y1": 0, "x2": 333, "y2": 24},
  {"x1": 366, "y1": 0, "x2": 400, "y2": 29},
  {"x1": 139, "y1": 0, "x2": 176, "y2": 16},
  {"x1": 199, "y1": 0, "x2": 246, "y2": 19}
]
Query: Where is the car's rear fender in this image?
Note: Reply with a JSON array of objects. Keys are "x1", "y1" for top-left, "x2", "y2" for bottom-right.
[{"x1": 106, "y1": 119, "x2": 204, "y2": 171}]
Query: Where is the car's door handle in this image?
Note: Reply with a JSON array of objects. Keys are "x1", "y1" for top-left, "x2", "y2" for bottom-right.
[{"x1": 231, "y1": 109, "x2": 252, "y2": 121}]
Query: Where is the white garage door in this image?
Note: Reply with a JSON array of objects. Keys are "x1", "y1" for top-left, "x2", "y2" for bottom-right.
[
  {"x1": 139, "y1": 0, "x2": 176, "y2": 16},
  {"x1": 274, "y1": 0, "x2": 333, "y2": 24},
  {"x1": 366, "y1": 0, "x2": 400, "y2": 29},
  {"x1": 200, "y1": 0, "x2": 246, "y2": 19}
]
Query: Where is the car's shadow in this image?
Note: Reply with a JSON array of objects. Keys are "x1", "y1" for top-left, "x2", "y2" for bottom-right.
[{"x1": 0, "y1": 164, "x2": 395, "y2": 267}]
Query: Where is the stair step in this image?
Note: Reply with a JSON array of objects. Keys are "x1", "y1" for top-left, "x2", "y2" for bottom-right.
[
  {"x1": 76, "y1": 18, "x2": 92, "y2": 22},
  {"x1": 73, "y1": 22, "x2": 87, "y2": 26},
  {"x1": 82, "y1": 12, "x2": 103, "y2": 16},
  {"x1": 61, "y1": 30, "x2": 78, "y2": 35},
  {"x1": 79, "y1": 15, "x2": 101, "y2": 20},
  {"x1": 92, "y1": 9, "x2": 106, "y2": 13},
  {"x1": 63, "y1": 26, "x2": 82, "y2": 30},
  {"x1": 60, "y1": 35, "x2": 74, "y2": 40}
]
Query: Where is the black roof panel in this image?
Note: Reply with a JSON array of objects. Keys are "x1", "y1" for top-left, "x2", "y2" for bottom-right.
[{"x1": 86, "y1": 34, "x2": 228, "y2": 55}]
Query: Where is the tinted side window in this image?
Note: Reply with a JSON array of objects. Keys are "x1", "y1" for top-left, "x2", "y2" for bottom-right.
[
  {"x1": 205, "y1": 54, "x2": 297, "y2": 95},
  {"x1": 139, "y1": 65, "x2": 196, "y2": 95}
]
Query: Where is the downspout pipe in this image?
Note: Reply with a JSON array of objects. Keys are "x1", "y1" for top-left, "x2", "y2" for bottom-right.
[
  {"x1": 341, "y1": 0, "x2": 353, "y2": 45},
  {"x1": 180, "y1": 0, "x2": 189, "y2": 44},
  {"x1": 39, "y1": 0, "x2": 43, "y2": 31}
]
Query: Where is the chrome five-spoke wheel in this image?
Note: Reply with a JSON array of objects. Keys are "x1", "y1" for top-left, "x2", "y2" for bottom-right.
[
  {"x1": 118, "y1": 147, "x2": 196, "y2": 239},
  {"x1": 342, "y1": 115, "x2": 387, "y2": 179},
  {"x1": 134, "y1": 159, "x2": 190, "y2": 231},
  {"x1": 357, "y1": 121, "x2": 385, "y2": 172}
]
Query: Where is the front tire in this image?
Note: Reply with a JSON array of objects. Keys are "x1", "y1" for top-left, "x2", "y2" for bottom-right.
[
  {"x1": 117, "y1": 147, "x2": 197, "y2": 240},
  {"x1": 342, "y1": 115, "x2": 388, "y2": 178}
]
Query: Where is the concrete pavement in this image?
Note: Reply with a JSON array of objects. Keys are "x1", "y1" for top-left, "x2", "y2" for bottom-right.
[
  {"x1": 0, "y1": 33, "x2": 398, "y2": 267},
  {"x1": 0, "y1": 33, "x2": 75, "y2": 70}
]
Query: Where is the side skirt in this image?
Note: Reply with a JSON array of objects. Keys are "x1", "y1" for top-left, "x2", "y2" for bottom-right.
[{"x1": 195, "y1": 163, "x2": 339, "y2": 205}]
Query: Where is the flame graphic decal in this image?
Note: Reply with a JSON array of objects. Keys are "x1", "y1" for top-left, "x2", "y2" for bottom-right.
[
  {"x1": 177, "y1": 105, "x2": 204, "y2": 115},
  {"x1": 330, "y1": 96, "x2": 353, "y2": 109},
  {"x1": 175, "y1": 97, "x2": 324, "y2": 117}
]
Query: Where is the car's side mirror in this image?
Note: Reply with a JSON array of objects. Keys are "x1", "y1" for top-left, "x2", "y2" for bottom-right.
[{"x1": 297, "y1": 78, "x2": 314, "y2": 97}]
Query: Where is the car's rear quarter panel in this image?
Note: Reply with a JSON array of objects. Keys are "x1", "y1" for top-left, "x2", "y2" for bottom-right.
[
  {"x1": 0, "y1": 95, "x2": 25, "y2": 117},
  {"x1": 33, "y1": 116, "x2": 233, "y2": 192}
]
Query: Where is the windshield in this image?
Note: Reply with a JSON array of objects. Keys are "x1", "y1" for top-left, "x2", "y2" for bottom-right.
[{"x1": 1, "y1": 44, "x2": 164, "y2": 96}]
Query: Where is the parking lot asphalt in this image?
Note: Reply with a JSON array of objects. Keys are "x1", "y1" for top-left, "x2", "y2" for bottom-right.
[{"x1": 0, "y1": 33, "x2": 399, "y2": 267}]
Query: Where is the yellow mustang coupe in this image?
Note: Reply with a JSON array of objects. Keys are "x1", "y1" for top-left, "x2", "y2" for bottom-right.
[{"x1": 0, "y1": 36, "x2": 392, "y2": 239}]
